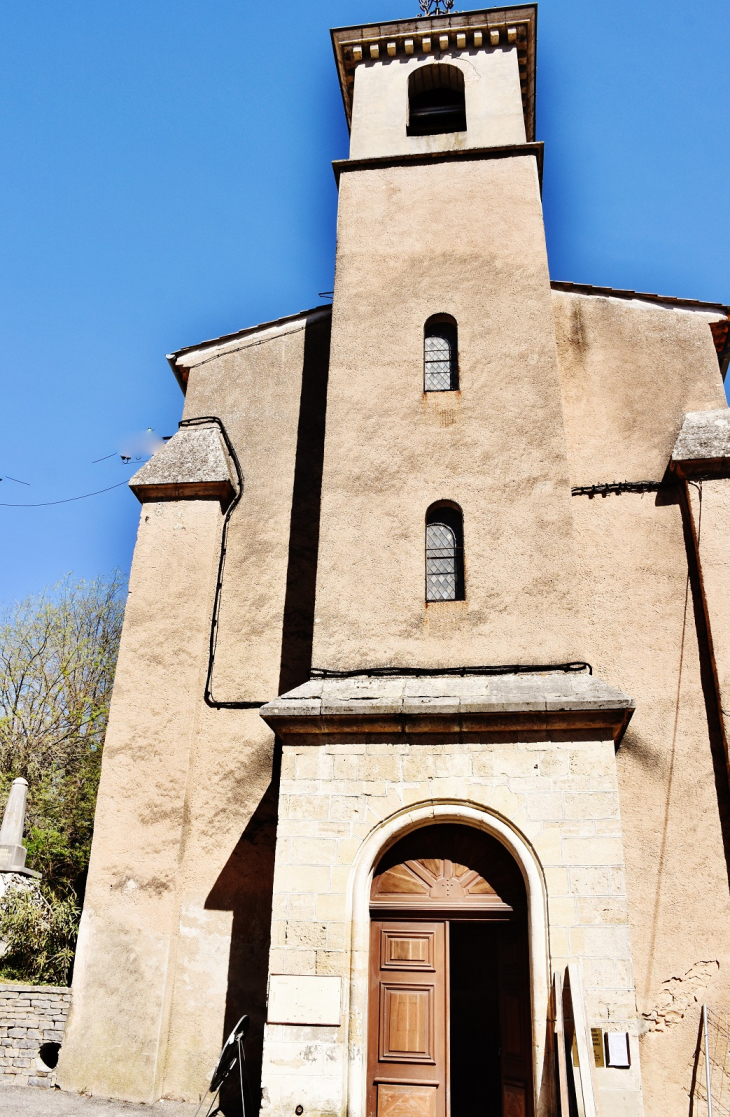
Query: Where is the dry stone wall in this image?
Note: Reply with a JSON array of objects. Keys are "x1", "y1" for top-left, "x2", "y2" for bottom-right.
[{"x1": 0, "y1": 983, "x2": 71, "y2": 1086}]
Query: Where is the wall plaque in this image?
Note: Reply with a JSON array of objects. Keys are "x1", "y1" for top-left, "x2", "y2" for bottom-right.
[
  {"x1": 605, "y1": 1032, "x2": 631, "y2": 1068},
  {"x1": 590, "y1": 1027, "x2": 605, "y2": 1067},
  {"x1": 267, "y1": 975, "x2": 342, "y2": 1026}
]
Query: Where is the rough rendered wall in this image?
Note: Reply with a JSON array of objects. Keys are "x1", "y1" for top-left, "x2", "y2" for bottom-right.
[
  {"x1": 554, "y1": 290, "x2": 730, "y2": 1116},
  {"x1": 59, "y1": 312, "x2": 331, "y2": 1105},
  {"x1": 58, "y1": 499, "x2": 225, "y2": 1103},
  {"x1": 161, "y1": 312, "x2": 331, "y2": 1106},
  {"x1": 314, "y1": 156, "x2": 582, "y2": 672},
  {"x1": 349, "y1": 47, "x2": 526, "y2": 160}
]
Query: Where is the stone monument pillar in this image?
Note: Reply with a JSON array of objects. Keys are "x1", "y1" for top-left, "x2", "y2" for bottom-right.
[{"x1": 0, "y1": 778, "x2": 37, "y2": 877}]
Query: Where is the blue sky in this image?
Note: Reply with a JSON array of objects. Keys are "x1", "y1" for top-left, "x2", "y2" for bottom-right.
[{"x1": 1, "y1": 0, "x2": 728, "y2": 605}]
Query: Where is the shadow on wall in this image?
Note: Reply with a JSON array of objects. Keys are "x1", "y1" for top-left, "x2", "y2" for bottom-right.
[
  {"x1": 205, "y1": 755, "x2": 280, "y2": 1117},
  {"x1": 673, "y1": 483, "x2": 730, "y2": 889},
  {"x1": 204, "y1": 312, "x2": 332, "y2": 1115},
  {"x1": 278, "y1": 311, "x2": 332, "y2": 695}
]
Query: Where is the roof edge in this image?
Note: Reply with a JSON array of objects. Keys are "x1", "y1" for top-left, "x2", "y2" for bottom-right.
[
  {"x1": 551, "y1": 279, "x2": 730, "y2": 318},
  {"x1": 331, "y1": 4, "x2": 537, "y2": 141},
  {"x1": 552, "y1": 280, "x2": 730, "y2": 370},
  {"x1": 165, "y1": 304, "x2": 332, "y2": 394}
]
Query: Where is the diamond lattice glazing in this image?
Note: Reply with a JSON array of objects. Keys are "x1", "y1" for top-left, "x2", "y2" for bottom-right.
[
  {"x1": 426, "y1": 522, "x2": 457, "y2": 600},
  {"x1": 424, "y1": 335, "x2": 453, "y2": 391}
]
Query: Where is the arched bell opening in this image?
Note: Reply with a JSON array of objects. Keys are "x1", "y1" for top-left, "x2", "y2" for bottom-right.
[
  {"x1": 407, "y1": 65, "x2": 466, "y2": 137},
  {"x1": 367, "y1": 824, "x2": 533, "y2": 1117}
]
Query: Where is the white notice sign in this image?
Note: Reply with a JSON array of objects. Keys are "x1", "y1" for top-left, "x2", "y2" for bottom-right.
[
  {"x1": 605, "y1": 1032, "x2": 630, "y2": 1068},
  {"x1": 267, "y1": 975, "x2": 342, "y2": 1026}
]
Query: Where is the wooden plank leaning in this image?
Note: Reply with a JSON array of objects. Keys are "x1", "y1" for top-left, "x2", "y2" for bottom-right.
[
  {"x1": 566, "y1": 963, "x2": 599, "y2": 1117},
  {"x1": 554, "y1": 969, "x2": 571, "y2": 1117}
]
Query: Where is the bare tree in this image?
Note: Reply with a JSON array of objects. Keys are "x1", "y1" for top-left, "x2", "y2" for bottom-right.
[
  {"x1": 0, "y1": 573, "x2": 126, "y2": 896},
  {"x1": 0, "y1": 573, "x2": 125, "y2": 983}
]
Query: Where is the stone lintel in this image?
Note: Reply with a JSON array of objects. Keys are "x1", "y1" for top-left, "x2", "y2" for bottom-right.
[
  {"x1": 260, "y1": 673, "x2": 635, "y2": 743},
  {"x1": 671, "y1": 409, "x2": 730, "y2": 479},
  {"x1": 128, "y1": 425, "x2": 237, "y2": 506}
]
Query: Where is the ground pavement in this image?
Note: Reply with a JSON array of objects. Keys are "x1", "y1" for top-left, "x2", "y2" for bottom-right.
[{"x1": 0, "y1": 1086, "x2": 201, "y2": 1116}]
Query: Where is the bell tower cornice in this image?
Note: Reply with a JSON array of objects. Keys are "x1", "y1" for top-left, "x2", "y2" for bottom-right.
[{"x1": 331, "y1": 4, "x2": 537, "y2": 141}]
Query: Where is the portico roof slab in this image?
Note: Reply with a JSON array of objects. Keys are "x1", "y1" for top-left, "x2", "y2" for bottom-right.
[{"x1": 260, "y1": 672, "x2": 635, "y2": 743}]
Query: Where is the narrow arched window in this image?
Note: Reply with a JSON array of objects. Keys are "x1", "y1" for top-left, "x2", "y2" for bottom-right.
[
  {"x1": 426, "y1": 504, "x2": 465, "y2": 602},
  {"x1": 408, "y1": 64, "x2": 466, "y2": 137},
  {"x1": 424, "y1": 315, "x2": 458, "y2": 391}
]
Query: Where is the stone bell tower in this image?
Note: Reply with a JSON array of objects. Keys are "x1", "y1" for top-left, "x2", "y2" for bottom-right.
[
  {"x1": 314, "y1": 6, "x2": 582, "y2": 672},
  {"x1": 258, "y1": 10, "x2": 644, "y2": 1117}
]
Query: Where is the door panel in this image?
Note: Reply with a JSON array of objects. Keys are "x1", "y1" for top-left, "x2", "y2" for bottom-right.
[
  {"x1": 381, "y1": 985, "x2": 435, "y2": 1062},
  {"x1": 502, "y1": 1082, "x2": 527, "y2": 1117},
  {"x1": 369, "y1": 922, "x2": 447, "y2": 1117},
  {"x1": 499, "y1": 926, "x2": 533, "y2": 1117},
  {"x1": 381, "y1": 928, "x2": 435, "y2": 971},
  {"x1": 370, "y1": 918, "x2": 532, "y2": 1117},
  {"x1": 377, "y1": 1083, "x2": 438, "y2": 1117}
]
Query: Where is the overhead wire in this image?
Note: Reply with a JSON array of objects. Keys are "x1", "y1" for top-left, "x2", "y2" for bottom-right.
[
  {"x1": 0, "y1": 480, "x2": 129, "y2": 508},
  {"x1": 1, "y1": 446, "x2": 157, "y2": 506}
]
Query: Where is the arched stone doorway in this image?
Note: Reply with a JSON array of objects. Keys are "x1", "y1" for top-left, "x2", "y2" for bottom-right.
[{"x1": 367, "y1": 824, "x2": 532, "y2": 1117}]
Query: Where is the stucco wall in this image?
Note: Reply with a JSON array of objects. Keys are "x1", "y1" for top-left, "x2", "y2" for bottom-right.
[
  {"x1": 349, "y1": 47, "x2": 526, "y2": 161},
  {"x1": 687, "y1": 478, "x2": 730, "y2": 755},
  {"x1": 314, "y1": 155, "x2": 582, "y2": 673},
  {"x1": 553, "y1": 291, "x2": 725, "y2": 484},
  {"x1": 554, "y1": 289, "x2": 730, "y2": 1116},
  {"x1": 58, "y1": 498, "x2": 226, "y2": 1102},
  {"x1": 59, "y1": 312, "x2": 332, "y2": 1105}
]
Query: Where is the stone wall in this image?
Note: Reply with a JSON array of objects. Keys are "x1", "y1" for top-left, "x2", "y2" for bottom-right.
[
  {"x1": 260, "y1": 734, "x2": 645, "y2": 1117},
  {"x1": 0, "y1": 983, "x2": 71, "y2": 1086}
]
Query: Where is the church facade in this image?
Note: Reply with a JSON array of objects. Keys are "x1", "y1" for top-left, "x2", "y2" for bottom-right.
[{"x1": 58, "y1": 8, "x2": 730, "y2": 1117}]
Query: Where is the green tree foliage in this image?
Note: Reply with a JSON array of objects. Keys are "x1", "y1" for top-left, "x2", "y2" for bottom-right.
[
  {"x1": 0, "y1": 573, "x2": 126, "y2": 983},
  {"x1": 0, "y1": 886, "x2": 79, "y2": 986}
]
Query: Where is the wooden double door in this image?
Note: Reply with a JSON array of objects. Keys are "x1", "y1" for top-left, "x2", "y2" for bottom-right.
[{"x1": 367, "y1": 918, "x2": 532, "y2": 1117}]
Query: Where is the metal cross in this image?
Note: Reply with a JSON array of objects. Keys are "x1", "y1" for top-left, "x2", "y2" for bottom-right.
[{"x1": 418, "y1": 0, "x2": 455, "y2": 14}]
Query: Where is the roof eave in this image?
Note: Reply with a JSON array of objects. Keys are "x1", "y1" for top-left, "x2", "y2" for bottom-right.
[
  {"x1": 551, "y1": 280, "x2": 730, "y2": 371},
  {"x1": 165, "y1": 303, "x2": 332, "y2": 394},
  {"x1": 331, "y1": 5, "x2": 537, "y2": 141}
]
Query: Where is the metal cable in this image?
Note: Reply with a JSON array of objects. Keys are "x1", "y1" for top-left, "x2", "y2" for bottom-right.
[
  {"x1": 571, "y1": 480, "x2": 668, "y2": 497},
  {"x1": 181, "y1": 417, "x2": 594, "y2": 705},
  {"x1": 178, "y1": 415, "x2": 267, "y2": 709},
  {"x1": 310, "y1": 662, "x2": 592, "y2": 679},
  {"x1": 0, "y1": 479, "x2": 129, "y2": 508}
]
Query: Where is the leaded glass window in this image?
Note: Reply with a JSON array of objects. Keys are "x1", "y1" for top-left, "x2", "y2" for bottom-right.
[
  {"x1": 426, "y1": 522, "x2": 457, "y2": 601},
  {"x1": 425, "y1": 505, "x2": 464, "y2": 602},
  {"x1": 424, "y1": 318, "x2": 458, "y2": 392}
]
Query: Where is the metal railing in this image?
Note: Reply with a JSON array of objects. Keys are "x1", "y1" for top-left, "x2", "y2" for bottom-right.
[{"x1": 693, "y1": 1006, "x2": 730, "y2": 1117}]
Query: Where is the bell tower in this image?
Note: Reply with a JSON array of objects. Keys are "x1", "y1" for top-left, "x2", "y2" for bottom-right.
[
  {"x1": 314, "y1": 6, "x2": 581, "y2": 671},
  {"x1": 343, "y1": 9, "x2": 531, "y2": 160}
]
